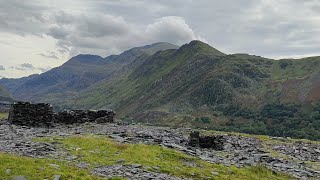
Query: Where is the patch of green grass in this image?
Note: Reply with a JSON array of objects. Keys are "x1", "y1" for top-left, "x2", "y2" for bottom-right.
[
  {"x1": 0, "y1": 112, "x2": 8, "y2": 119},
  {"x1": 0, "y1": 153, "x2": 101, "y2": 180},
  {"x1": 36, "y1": 135, "x2": 292, "y2": 180}
]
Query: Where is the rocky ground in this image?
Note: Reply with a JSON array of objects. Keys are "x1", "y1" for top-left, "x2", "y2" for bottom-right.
[{"x1": 0, "y1": 120, "x2": 320, "y2": 179}]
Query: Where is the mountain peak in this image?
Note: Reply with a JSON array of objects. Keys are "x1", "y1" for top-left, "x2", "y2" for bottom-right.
[
  {"x1": 65, "y1": 54, "x2": 104, "y2": 65},
  {"x1": 178, "y1": 40, "x2": 225, "y2": 56},
  {"x1": 133, "y1": 42, "x2": 179, "y2": 55}
]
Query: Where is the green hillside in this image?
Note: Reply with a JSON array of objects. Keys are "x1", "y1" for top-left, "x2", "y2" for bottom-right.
[
  {"x1": 1, "y1": 40, "x2": 320, "y2": 140},
  {"x1": 0, "y1": 85, "x2": 13, "y2": 102},
  {"x1": 64, "y1": 41, "x2": 320, "y2": 140}
]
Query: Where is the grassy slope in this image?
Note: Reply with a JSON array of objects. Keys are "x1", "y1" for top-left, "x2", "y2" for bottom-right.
[
  {"x1": 30, "y1": 135, "x2": 291, "y2": 180},
  {"x1": 0, "y1": 153, "x2": 100, "y2": 180}
]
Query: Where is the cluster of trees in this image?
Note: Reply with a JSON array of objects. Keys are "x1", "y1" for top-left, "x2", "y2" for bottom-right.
[{"x1": 211, "y1": 103, "x2": 320, "y2": 141}]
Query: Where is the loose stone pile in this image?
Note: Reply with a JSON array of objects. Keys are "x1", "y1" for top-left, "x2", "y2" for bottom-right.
[
  {"x1": 8, "y1": 102, "x2": 55, "y2": 127},
  {"x1": 8, "y1": 102, "x2": 115, "y2": 126}
]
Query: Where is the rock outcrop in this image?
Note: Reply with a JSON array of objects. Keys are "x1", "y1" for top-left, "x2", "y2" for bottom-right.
[{"x1": 8, "y1": 102, "x2": 115, "y2": 126}]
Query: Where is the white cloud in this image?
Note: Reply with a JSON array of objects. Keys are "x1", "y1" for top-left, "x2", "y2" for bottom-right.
[
  {"x1": 11, "y1": 63, "x2": 51, "y2": 73},
  {"x1": 0, "y1": 0, "x2": 320, "y2": 78},
  {"x1": 145, "y1": 16, "x2": 206, "y2": 45},
  {"x1": 43, "y1": 12, "x2": 203, "y2": 57}
]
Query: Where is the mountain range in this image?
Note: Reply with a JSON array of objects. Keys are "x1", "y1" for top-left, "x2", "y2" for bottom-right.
[{"x1": 1, "y1": 40, "x2": 320, "y2": 140}]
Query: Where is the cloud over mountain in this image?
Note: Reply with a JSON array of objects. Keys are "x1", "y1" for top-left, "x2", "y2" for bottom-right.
[{"x1": 0, "y1": 0, "x2": 320, "y2": 78}]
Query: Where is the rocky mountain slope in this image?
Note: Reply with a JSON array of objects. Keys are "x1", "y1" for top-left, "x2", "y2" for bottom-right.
[
  {"x1": 1, "y1": 40, "x2": 320, "y2": 140},
  {"x1": 0, "y1": 42, "x2": 179, "y2": 102},
  {"x1": 65, "y1": 41, "x2": 320, "y2": 140}
]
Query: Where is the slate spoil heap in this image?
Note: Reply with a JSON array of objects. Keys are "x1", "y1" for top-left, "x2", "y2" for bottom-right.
[
  {"x1": 189, "y1": 131, "x2": 224, "y2": 150},
  {"x1": 8, "y1": 102, "x2": 115, "y2": 126},
  {"x1": 8, "y1": 102, "x2": 54, "y2": 127}
]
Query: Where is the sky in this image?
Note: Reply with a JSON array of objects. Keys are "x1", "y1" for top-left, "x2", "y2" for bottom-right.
[{"x1": 0, "y1": 0, "x2": 320, "y2": 78}]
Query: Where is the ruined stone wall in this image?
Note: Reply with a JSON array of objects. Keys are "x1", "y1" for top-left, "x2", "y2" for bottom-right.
[
  {"x1": 8, "y1": 102, "x2": 115, "y2": 126},
  {"x1": 56, "y1": 109, "x2": 115, "y2": 124},
  {"x1": 189, "y1": 131, "x2": 224, "y2": 150},
  {"x1": 8, "y1": 102, "x2": 54, "y2": 126}
]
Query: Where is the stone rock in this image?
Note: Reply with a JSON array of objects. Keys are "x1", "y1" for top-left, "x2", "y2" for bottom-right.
[
  {"x1": 117, "y1": 159, "x2": 126, "y2": 164},
  {"x1": 76, "y1": 162, "x2": 89, "y2": 169},
  {"x1": 12, "y1": 176, "x2": 28, "y2": 180},
  {"x1": 131, "y1": 164, "x2": 142, "y2": 168},
  {"x1": 211, "y1": 171, "x2": 219, "y2": 176},
  {"x1": 48, "y1": 164, "x2": 60, "y2": 170},
  {"x1": 53, "y1": 175, "x2": 61, "y2": 180}
]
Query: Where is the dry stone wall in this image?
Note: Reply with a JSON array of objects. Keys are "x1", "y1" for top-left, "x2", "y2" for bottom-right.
[
  {"x1": 56, "y1": 109, "x2": 115, "y2": 124},
  {"x1": 8, "y1": 102, "x2": 115, "y2": 126},
  {"x1": 8, "y1": 102, "x2": 55, "y2": 127}
]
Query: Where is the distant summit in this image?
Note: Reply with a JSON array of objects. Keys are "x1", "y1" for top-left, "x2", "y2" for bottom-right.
[
  {"x1": 65, "y1": 54, "x2": 105, "y2": 65},
  {"x1": 178, "y1": 40, "x2": 225, "y2": 56},
  {"x1": 136, "y1": 42, "x2": 179, "y2": 55}
]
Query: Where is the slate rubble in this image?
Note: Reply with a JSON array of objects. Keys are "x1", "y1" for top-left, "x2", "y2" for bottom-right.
[
  {"x1": 93, "y1": 165, "x2": 190, "y2": 180},
  {"x1": 0, "y1": 121, "x2": 319, "y2": 179},
  {"x1": 273, "y1": 142, "x2": 320, "y2": 162}
]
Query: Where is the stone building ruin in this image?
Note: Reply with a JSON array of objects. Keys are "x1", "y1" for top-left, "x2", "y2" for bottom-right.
[{"x1": 8, "y1": 102, "x2": 115, "y2": 126}]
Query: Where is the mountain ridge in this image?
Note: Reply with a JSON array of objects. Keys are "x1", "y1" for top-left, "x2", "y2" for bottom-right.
[
  {"x1": 0, "y1": 42, "x2": 179, "y2": 101},
  {"x1": 1, "y1": 40, "x2": 320, "y2": 140}
]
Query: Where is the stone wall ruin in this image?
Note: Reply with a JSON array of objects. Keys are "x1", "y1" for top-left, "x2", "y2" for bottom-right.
[
  {"x1": 189, "y1": 131, "x2": 224, "y2": 150},
  {"x1": 8, "y1": 102, "x2": 115, "y2": 126}
]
